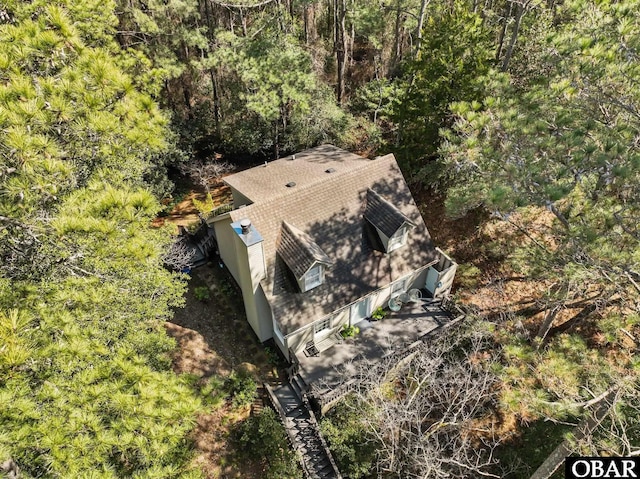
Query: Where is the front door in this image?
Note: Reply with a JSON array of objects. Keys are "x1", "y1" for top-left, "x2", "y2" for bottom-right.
[
  {"x1": 350, "y1": 297, "x2": 371, "y2": 325},
  {"x1": 425, "y1": 267, "x2": 439, "y2": 296}
]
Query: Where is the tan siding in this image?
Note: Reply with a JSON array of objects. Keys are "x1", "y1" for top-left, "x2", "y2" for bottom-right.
[
  {"x1": 213, "y1": 218, "x2": 240, "y2": 282},
  {"x1": 230, "y1": 188, "x2": 252, "y2": 207},
  {"x1": 252, "y1": 285, "x2": 273, "y2": 342},
  {"x1": 247, "y1": 242, "x2": 266, "y2": 291},
  {"x1": 287, "y1": 327, "x2": 314, "y2": 355}
]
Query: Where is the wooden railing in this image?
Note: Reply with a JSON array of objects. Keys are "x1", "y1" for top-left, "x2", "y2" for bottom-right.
[
  {"x1": 263, "y1": 383, "x2": 312, "y2": 479},
  {"x1": 312, "y1": 300, "x2": 467, "y2": 414},
  {"x1": 286, "y1": 347, "x2": 300, "y2": 379},
  {"x1": 302, "y1": 394, "x2": 343, "y2": 479}
]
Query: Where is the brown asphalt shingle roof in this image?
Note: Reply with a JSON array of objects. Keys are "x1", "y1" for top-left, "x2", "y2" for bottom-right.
[
  {"x1": 223, "y1": 144, "x2": 371, "y2": 204},
  {"x1": 228, "y1": 147, "x2": 437, "y2": 336},
  {"x1": 364, "y1": 188, "x2": 416, "y2": 238},
  {"x1": 277, "y1": 221, "x2": 333, "y2": 280}
]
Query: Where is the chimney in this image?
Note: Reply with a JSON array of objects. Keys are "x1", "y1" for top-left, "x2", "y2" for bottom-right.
[{"x1": 231, "y1": 218, "x2": 266, "y2": 292}]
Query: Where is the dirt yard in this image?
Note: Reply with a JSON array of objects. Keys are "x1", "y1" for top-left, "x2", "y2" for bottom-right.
[{"x1": 166, "y1": 264, "x2": 285, "y2": 478}]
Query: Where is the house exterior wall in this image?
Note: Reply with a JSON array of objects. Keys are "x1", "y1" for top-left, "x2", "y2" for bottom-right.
[
  {"x1": 248, "y1": 242, "x2": 266, "y2": 291},
  {"x1": 376, "y1": 226, "x2": 390, "y2": 251},
  {"x1": 215, "y1": 219, "x2": 273, "y2": 343},
  {"x1": 251, "y1": 285, "x2": 273, "y2": 342},
  {"x1": 425, "y1": 248, "x2": 458, "y2": 298},
  {"x1": 286, "y1": 325, "x2": 315, "y2": 357},
  {"x1": 273, "y1": 319, "x2": 288, "y2": 359},
  {"x1": 212, "y1": 217, "x2": 241, "y2": 282},
  {"x1": 431, "y1": 264, "x2": 457, "y2": 298},
  {"x1": 230, "y1": 188, "x2": 252, "y2": 208}
]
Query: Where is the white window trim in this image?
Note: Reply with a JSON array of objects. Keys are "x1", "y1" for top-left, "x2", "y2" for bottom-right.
[
  {"x1": 304, "y1": 264, "x2": 323, "y2": 291},
  {"x1": 390, "y1": 278, "x2": 407, "y2": 298},
  {"x1": 387, "y1": 227, "x2": 408, "y2": 252},
  {"x1": 314, "y1": 317, "x2": 331, "y2": 335}
]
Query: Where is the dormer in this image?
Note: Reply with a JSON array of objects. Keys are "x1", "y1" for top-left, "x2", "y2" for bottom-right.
[
  {"x1": 364, "y1": 188, "x2": 416, "y2": 253},
  {"x1": 277, "y1": 221, "x2": 333, "y2": 292}
]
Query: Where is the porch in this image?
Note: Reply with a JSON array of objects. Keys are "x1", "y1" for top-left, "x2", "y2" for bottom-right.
[{"x1": 295, "y1": 298, "x2": 454, "y2": 390}]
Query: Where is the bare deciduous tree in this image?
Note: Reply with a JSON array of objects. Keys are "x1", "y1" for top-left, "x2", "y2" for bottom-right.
[
  {"x1": 340, "y1": 325, "x2": 503, "y2": 478},
  {"x1": 179, "y1": 158, "x2": 233, "y2": 193},
  {"x1": 163, "y1": 236, "x2": 196, "y2": 271}
]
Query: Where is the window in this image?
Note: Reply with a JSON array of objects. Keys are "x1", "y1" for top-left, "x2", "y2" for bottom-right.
[
  {"x1": 391, "y1": 279, "x2": 407, "y2": 298},
  {"x1": 387, "y1": 227, "x2": 408, "y2": 252},
  {"x1": 314, "y1": 317, "x2": 331, "y2": 335},
  {"x1": 304, "y1": 264, "x2": 323, "y2": 291}
]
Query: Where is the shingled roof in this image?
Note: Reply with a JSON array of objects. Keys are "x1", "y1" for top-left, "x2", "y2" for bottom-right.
[
  {"x1": 277, "y1": 221, "x2": 333, "y2": 280},
  {"x1": 227, "y1": 146, "x2": 438, "y2": 336},
  {"x1": 364, "y1": 188, "x2": 416, "y2": 237},
  {"x1": 224, "y1": 144, "x2": 370, "y2": 204}
]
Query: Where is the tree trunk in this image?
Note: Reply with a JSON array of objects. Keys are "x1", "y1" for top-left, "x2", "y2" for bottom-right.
[
  {"x1": 495, "y1": 1, "x2": 513, "y2": 62},
  {"x1": 392, "y1": 0, "x2": 403, "y2": 70},
  {"x1": 501, "y1": 1, "x2": 524, "y2": 72},
  {"x1": 274, "y1": 120, "x2": 280, "y2": 159},
  {"x1": 536, "y1": 306, "x2": 560, "y2": 344},
  {"x1": 304, "y1": 3, "x2": 309, "y2": 43},
  {"x1": 529, "y1": 389, "x2": 618, "y2": 479},
  {"x1": 209, "y1": 69, "x2": 221, "y2": 136},
  {"x1": 415, "y1": 0, "x2": 430, "y2": 57},
  {"x1": 335, "y1": 0, "x2": 347, "y2": 103}
]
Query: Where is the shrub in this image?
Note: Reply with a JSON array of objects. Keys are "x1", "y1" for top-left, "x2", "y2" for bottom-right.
[
  {"x1": 236, "y1": 408, "x2": 301, "y2": 479},
  {"x1": 456, "y1": 263, "x2": 482, "y2": 289},
  {"x1": 224, "y1": 370, "x2": 257, "y2": 408},
  {"x1": 192, "y1": 193, "x2": 214, "y2": 214},
  {"x1": 198, "y1": 375, "x2": 227, "y2": 408},
  {"x1": 371, "y1": 307, "x2": 386, "y2": 320},
  {"x1": 264, "y1": 346, "x2": 282, "y2": 366},
  {"x1": 194, "y1": 286, "x2": 210, "y2": 301},
  {"x1": 320, "y1": 398, "x2": 379, "y2": 479},
  {"x1": 340, "y1": 324, "x2": 360, "y2": 339}
]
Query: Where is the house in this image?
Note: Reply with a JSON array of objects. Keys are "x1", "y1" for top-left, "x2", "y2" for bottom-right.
[{"x1": 210, "y1": 144, "x2": 456, "y2": 362}]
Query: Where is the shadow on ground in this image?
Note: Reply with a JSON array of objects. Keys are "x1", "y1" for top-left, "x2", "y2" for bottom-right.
[{"x1": 166, "y1": 263, "x2": 285, "y2": 384}]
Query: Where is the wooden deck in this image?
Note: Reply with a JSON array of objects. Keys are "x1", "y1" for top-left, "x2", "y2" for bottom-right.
[{"x1": 296, "y1": 299, "x2": 453, "y2": 390}]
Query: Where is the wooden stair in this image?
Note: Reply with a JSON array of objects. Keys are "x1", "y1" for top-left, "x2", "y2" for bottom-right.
[{"x1": 268, "y1": 377, "x2": 342, "y2": 479}]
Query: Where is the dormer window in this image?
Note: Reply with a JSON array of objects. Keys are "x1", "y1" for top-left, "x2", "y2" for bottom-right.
[
  {"x1": 387, "y1": 227, "x2": 408, "y2": 252},
  {"x1": 277, "y1": 221, "x2": 333, "y2": 293},
  {"x1": 363, "y1": 188, "x2": 416, "y2": 254},
  {"x1": 304, "y1": 264, "x2": 323, "y2": 291}
]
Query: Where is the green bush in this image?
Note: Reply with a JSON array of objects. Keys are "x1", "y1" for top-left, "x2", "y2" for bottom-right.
[
  {"x1": 224, "y1": 370, "x2": 257, "y2": 408},
  {"x1": 264, "y1": 346, "x2": 282, "y2": 366},
  {"x1": 340, "y1": 324, "x2": 360, "y2": 339},
  {"x1": 236, "y1": 408, "x2": 301, "y2": 479},
  {"x1": 197, "y1": 375, "x2": 227, "y2": 408},
  {"x1": 194, "y1": 286, "x2": 210, "y2": 301},
  {"x1": 456, "y1": 263, "x2": 482, "y2": 289},
  {"x1": 320, "y1": 398, "x2": 379, "y2": 479},
  {"x1": 371, "y1": 307, "x2": 386, "y2": 320},
  {"x1": 192, "y1": 193, "x2": 214, "y2": 214}
]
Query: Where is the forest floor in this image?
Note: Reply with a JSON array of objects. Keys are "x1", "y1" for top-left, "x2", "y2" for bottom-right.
[
  {"x1": 167, "y1": 264, "x2": 288, "y2": 479},
  {"x1": 152, "y1": 174, "x2": 233, "y2": 228},
  {"x1": 160, "y1": 173, "x2": 286, "y2": 478},
  {"x1": 416, "y1": 188, "x2": 570, "y2": 478}
]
